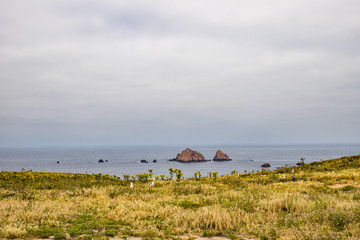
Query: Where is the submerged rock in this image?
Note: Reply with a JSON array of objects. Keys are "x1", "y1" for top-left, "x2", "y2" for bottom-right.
[
  {"x1": 261, "y1": 162, "x2": 271, "y2": 168},
  {"x1": 213, "y1": 150, "x2": 232, "y2": 161},
  {"x1": 175, "y1": 148, "x2": 206, "y2": 162}
]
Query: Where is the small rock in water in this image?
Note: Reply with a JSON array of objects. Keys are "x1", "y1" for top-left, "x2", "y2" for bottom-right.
[
  {"x1": 140, "y1": 159, "x2": 149, "y2": 163},
  {"x1": 98, "y1": 159, "x2": 104, "y2": 163},
  {"x1": 261, "y1": 162, "x2": 271, "y2": 168},
  {"x1": 56, "y1": 161, "x2": 59, "y2": 164},
  {"x1": 153, "y1": 159, "x2": 157, "y2": 163}
]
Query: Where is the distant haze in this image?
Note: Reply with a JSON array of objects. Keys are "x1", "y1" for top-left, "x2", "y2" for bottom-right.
[{"x1": 1, "y1": 1, "x2": 360, "y2": 147}]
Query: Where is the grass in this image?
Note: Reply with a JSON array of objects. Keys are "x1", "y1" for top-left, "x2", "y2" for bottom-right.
[{"x1": 0, "y1": 155, "x2": 359, "y2": 239}]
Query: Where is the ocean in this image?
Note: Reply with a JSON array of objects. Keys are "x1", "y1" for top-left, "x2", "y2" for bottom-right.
[{"x1": 0, "y1": 145, "x2": 359, "y2": 178}]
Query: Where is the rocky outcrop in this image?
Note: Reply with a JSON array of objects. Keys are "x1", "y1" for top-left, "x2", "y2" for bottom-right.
[
  {"x1": 175, "y1": 148, "x2": 206, "y2": 162},
  {"x1": 98, "y1": 159, "x2": 104, "y2": 163},
  {"x1": 213, "y1": 150, "x2": 231, "y2": 161},
  {"x1": 296, "y1": 161, "x2": 304, "y2": 166},
  {"x1": 140, "y1": 159, "x2": 149, "y2": 163},
  {"x1": 261, "y1": 162, "x2": 271, "y2": 168},
  {"x1": 153, "y1": 159, "x2": 157, "y2": 163}
]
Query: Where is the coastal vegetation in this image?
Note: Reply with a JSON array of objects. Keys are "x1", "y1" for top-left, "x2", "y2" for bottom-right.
[{"x1": 0, "y1": 155, "x2": 360, "y2": 239}]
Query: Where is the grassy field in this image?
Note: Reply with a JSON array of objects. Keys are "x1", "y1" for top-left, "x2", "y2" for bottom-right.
[{"x1": 0, "y1": 155, "x2": 360, "y2": 239}]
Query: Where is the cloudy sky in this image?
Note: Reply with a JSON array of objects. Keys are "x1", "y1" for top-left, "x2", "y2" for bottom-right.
[{"x1": 1, "y1": 0, "x2": 359, "y2": 147}]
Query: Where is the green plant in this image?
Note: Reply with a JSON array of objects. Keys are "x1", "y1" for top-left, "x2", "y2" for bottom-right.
[
  {"x1": 178, "y1": 200, "x2": 200, "y2": 209},
  {"x1": 135, "y1": 173, "x2": 152, "y2": 182},
  {"x1": 340, "y1": 185, "x2": 354, "y2": 191},
  {"x1": 148, "y1": 169, "x2": 154, "y2": 179},
  {"x1": 203, "y1": 231, "x2": 215, "y2": 237},
  {"x1": 105, "y1": 230, "x2": 115, "y2": 237},
  {"x1": 328, "y1": 210, "x2": 350, "y2": 230},
  {"x1": 212, "y1": 172, "x2": 218, "y2": 181},
  {"x1": 194, "y1": 171, "x2": 201, "y2": 181},
  {"x1": 169, "y1": 168, "x2": 174, "y2": 180},
  {"x1": 174, "y1": 169, "x2": 183, "y2": 182},
  {"x1": 29, "y1": 226, "x2": 65, "y2": 239}
]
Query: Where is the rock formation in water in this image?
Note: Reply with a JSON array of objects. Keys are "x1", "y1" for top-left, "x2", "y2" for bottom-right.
[
  {"x1": 98, "y1": 159, "x2": 104, "y2": 163},
  {"x1": 175, "y1": 148, "x2": 206, "y2": 162},
  {"x1": 140, "y1": 159, "x2": 149, "y2": 163},
  {"x1": 213, "y1": 150, "x2": 231, "y2": 161},
  {"x1": 261, "y1": 162, "x2": 271, "y2": 168}
]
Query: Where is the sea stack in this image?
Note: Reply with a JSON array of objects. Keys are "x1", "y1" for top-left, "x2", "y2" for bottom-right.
[
  {"x1": 213, "y1": 150, "x2": 232, "y2": 161},
  {"x1": 175, "y1": 148, "x2": 206, "y2": 162}
]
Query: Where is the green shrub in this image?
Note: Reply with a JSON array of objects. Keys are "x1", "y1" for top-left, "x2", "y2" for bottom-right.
[
  {"x1": 194, "y1": 171, "x2": 201, "y2": 181},
  {"x1": 328, "y1": 210, "x2": 350, "y2": 230},
  {"x1": 29, "y1": 226, "x2": 65, "y2": 239},
  {"x1": 340, "y1": 185, "x2": 355, "y2": 191},
  {"x1": 123, "y1": 174, "x2": 130, "y2": 181},
  {"x1": 178, "y1": 200, "x2": 201, "y2": 209},
  {"x1": 174, "y1": 169, "x2": 183, "y2": 182}
]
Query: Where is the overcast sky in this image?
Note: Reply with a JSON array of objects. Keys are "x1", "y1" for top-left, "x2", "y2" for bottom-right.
[{"x1": 0, "y1": 0, "x2": 360, "y2": 147}]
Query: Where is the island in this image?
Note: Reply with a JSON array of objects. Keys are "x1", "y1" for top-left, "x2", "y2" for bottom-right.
[
  {"x1": 171, "y1": 148, "x2": 207, "y2": 162},
  {"x1": 213, "y1": 149, "x2": 232, "y2": 161}
]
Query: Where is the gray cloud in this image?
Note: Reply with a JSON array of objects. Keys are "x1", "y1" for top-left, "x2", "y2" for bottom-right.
[{"x1": 1, "y1": 0, "x2": 360, "y2": 147}]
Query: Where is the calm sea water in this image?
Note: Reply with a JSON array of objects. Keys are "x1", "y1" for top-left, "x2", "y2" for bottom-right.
[{"x1": 0, "y1": 145, "x2": 359, "y2": 178}]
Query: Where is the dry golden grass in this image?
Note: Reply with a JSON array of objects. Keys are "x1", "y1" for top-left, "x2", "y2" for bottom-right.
[{"x1": 0, "y1": 155, "x2": 359, "y2": 239}]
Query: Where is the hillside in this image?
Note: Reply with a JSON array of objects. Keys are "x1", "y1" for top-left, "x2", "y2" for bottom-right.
[{"x1": 1, "y1": 155, "x2": 360, "y2": 239}]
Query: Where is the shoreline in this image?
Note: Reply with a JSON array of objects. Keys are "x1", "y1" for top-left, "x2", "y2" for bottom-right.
[
  {"x1": 0, "y1": 155, "x2": 360, "y2": 239},
  {"x1": 1, "y1": 145, "x2": 359, "y2": 178}
]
